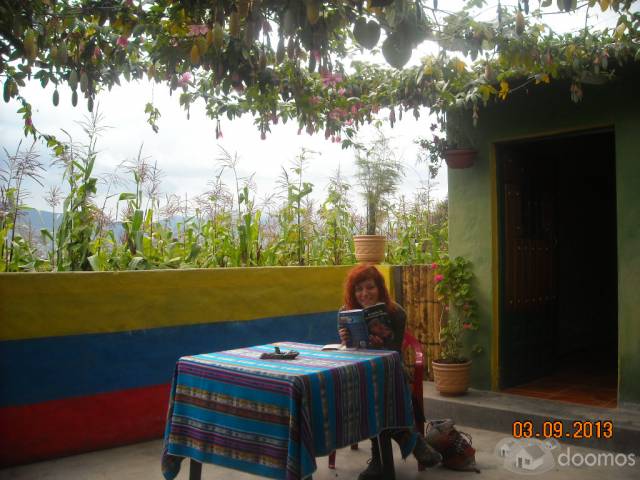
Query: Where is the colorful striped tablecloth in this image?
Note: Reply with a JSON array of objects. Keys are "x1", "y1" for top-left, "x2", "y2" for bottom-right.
[{"x1": 162, "y1": 342, "x2": 415, "y2": 480}]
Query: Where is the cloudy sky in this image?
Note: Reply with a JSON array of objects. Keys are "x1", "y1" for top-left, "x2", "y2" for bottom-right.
[{"x1": 0, "y1": 1, "x2": 621, "y2": 215}]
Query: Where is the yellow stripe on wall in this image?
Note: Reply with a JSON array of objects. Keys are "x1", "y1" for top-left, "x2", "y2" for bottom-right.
[{"x1": 0, "y1": 266, "x2": 376, "y2": 341}]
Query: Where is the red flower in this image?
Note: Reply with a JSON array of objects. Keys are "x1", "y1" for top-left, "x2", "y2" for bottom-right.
[
  {"x1": 462, "y1": 322, "x2": 472, "y2": 330},
  {"x1": 431, "y1": 262, "x2": 438, "y2": 270},
  {"x1": 434, "y1": 274, "x2": 444, "y2": 283}
]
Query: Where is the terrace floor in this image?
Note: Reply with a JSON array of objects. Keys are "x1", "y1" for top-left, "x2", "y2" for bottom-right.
[{"x1": 2, "y1": 425, "x2": 639, "y2": 480}]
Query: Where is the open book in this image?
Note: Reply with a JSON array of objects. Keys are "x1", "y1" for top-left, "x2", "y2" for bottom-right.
[{"x1": 324, "y1": 302, "x2": 392, "y2": 349}]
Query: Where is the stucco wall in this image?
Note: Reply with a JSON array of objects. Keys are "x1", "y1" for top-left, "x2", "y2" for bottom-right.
[
  {"x1": 0, "y1": 266, "x2": 393, "y2": 466},
  {"x1": 448, "y1": 68, "x2": 640, "y2": 404}
]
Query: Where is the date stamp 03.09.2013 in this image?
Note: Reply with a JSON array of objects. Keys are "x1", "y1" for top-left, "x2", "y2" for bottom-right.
[{"x1": 511, "y1": 419, "x2": 613, "y2": 440}]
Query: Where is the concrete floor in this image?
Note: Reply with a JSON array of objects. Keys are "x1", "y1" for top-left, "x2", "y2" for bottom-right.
[{"x1": 2, "y1": 426, "x2": 638, "y2": 480}]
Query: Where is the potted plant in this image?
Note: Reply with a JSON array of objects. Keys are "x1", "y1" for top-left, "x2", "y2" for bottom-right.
[
  {"x1": 430, "y1": 256, "x2": 480, "y2": 396},
  {"x1": 417, "y1": 110, "x2": 477, "y2": 178},
  {"x1": 353, "y1": 129, "x2": 404, "y2": 263}
]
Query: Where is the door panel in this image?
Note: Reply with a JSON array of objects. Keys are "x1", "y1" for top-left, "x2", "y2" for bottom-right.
[{"x1": 499, "y1": 150, "x2": 558, "y2": 388}]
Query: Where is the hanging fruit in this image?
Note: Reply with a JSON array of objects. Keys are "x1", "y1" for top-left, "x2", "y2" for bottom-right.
[
  {"x1": 58, "y1": 40, "x2": 68, "y2": 64},
  {"x1": 276, "y1": 35, "x2": 285, "y2": 63},
  {"x1": 68, "y1": 70, "x2": 79, "y2": 90},
  {"x1": 229, "y1": 11, "x2": 241, "y2": 38},
  {"x1": 213, "y1": 23, "x2": 224, "y2": 48},
  {"x1": 306, "y1": 1, "x2": 320, "y2": 26},
  {"x1": 259, "y1": 49, "x2": 267, "y2": 70},
  {"x1": 3, "y1": 79, "x2": 13, "y2": 103},
  {"x1": 353, "y1": 17, "x2": 381, "y2": 49},
  {"x1": 80, "y1": 71, "x2": 88, "y2": 92},
  {"x1": 190, "y1": 43, "x2": 200, "y2": 64},
  {"x1": 23, "y1": 29, "x2": 38, "y2": 61},
  {"x1": 71, "y1": 89, "x2": 78, "y2": 106},
  {"x1": 237, "y1": 0, "x2": 249, "y2": 18},
  {"x1": 52, "y1": 88, "x2": 59, "y2": 106},
  {"x1": 382, "y1": 31, "x2": 412, "y2": 69},
  {"x1": 516, "y1": 12, "x2": 525, "y2": 36}
]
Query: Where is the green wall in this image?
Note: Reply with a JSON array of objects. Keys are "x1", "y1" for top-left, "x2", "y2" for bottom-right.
[{"x1": 448, "y1": 67, "x2": 640, "y2": 404}]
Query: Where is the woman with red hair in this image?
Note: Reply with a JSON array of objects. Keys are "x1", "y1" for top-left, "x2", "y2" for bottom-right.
[{"x1": 338, "y1": 265, "x2": 441, "y2": 480}]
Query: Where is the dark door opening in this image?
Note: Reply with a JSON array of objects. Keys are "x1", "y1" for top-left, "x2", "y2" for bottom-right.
[{"x1": 497, "y1": 129, "x2": 618, "y2": 408}]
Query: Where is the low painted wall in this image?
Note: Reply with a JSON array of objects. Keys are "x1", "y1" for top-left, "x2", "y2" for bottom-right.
[{"x1": 0, "y1": 266, "x2": 392, "y2": 466}]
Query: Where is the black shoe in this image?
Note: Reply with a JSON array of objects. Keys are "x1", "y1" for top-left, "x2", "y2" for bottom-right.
[
  {"x1": 357, "y1": 457, "x2": 384, "y2": 480},
  {"x1": 413, "y1": 435, "x2": 442, "y2": 467}
]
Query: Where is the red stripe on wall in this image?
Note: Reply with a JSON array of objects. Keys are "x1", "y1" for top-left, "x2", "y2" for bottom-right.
[{"x1": 0, "y1": 383, "x2": 171, "y2": 467}]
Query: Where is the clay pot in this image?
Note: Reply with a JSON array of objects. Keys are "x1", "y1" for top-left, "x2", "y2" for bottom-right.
[
  {"x1": 353, "y1": 235, "x2": 386, "y2": 264},
  {"x1": 431, "y1": 359, "x2": 472, "y2": 396},
  {"x1": 444, "y1": 148, "x2": 477, "y2": 169}
]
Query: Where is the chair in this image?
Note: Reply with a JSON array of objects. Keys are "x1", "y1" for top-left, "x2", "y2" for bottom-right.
[{"x1": 328, "y1": 330, "x2": 426, "y2": 470}]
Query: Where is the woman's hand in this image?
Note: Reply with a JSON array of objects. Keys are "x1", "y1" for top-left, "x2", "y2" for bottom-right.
[
  {"x1": 338, "y1": 327, "x2": 350, "y2": 345},
  {"x1": 368, "y1": 334, "x2": 384, "y2": 347}
]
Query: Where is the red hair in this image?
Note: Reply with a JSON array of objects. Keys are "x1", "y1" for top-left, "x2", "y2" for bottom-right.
[{"x1": 343, "y1": 265, "x2": 395, "y2": 312}]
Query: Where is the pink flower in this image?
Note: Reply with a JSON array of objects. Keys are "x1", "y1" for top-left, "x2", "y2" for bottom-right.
[
  {"x1": 93, "y1": 46, "x2": 102, "y2": 58},
  {"x1": 116, "y1": 36, "x2": 129, "y2": 48},
  {"x1": 321, "y1": 71, "x2": 344, "y2": 88},
  {"x1": 188, "y1": 24, "x2": 209, "y2": 36},
  {"x1": 177, "y1": 72, "x2": 192, "y2": 87},
  {"x1": 462, "y1": 322, "x2": 472, "y2": 330},
  {"x1": 434, "y1": 274, "x2": 444, "y2": 283},
  {"x1": 25, "y1": 118, "x2": 33, "y2": 126},
  {"x1": 431, "y1": 262, "x2": 438, "y2": 270},
  {"x1": 337, "y1": 87, "x2": 346, "y2": 96}
]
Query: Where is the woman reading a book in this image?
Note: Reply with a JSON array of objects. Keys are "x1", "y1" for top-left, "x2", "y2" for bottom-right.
[{"x1": 338, "y1": 265, "x2": 441, "y2": 480}]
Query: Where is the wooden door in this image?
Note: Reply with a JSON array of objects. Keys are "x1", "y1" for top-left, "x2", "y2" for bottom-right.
[{"x1": 498, "y1": 149, "x2": 558, "y2": 388}]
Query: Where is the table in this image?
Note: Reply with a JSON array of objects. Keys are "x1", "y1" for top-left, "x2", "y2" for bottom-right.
[{"x1": 162, "y1": 342, "x2": 416, "y2": 480}]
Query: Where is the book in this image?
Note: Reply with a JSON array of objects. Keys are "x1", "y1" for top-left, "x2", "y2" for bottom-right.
[{"x1": 336, "y1": 302, "x2": 392, "y2": 349}]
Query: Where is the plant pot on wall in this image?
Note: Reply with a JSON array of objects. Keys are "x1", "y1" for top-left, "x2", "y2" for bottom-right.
[
  {"x1": 353, "y1": 235, "x2": 386, "y2": 264},
  {"x1": 431, "y1": 359, "x2": 472, "y2": 396},
  {"x1": 444, "y1": 148, "x2": 477, "y2": 169}
]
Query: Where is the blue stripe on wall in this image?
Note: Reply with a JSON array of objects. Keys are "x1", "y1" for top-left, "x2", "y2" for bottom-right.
[{"x1": 0, "y1": 311, "x2": 339, "y2": 408}]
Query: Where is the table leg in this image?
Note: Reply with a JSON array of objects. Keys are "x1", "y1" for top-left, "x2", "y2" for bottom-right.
[
  {"x1": 378, "y1": 431, "x2": 395, "y2": 480},
  {"x1": 189, "y1": 458, "x2": 202, "y2": 480}
]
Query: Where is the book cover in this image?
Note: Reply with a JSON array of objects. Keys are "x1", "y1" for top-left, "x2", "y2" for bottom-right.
[{"x1": 336, "y1": 303, "x2": 392, "y2": 348}]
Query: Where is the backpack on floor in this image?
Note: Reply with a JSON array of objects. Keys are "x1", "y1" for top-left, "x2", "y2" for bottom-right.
[{"x1": 425, "y1": 419, "x2": 481, "y2": 473}]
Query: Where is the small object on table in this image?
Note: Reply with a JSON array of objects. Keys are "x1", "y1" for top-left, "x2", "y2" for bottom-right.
[{"x1": 259, "y1": 345, "x2": 300, "y2": 359}]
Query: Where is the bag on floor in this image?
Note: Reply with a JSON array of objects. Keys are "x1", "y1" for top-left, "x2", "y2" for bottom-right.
[{"x1": 425, "y1": 419, "x2": 480, "y2": 473}]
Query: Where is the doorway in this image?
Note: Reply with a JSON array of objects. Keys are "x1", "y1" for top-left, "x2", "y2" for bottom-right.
[{"x1": 497, "y1": 129, "x2": 618, "y2": 407}]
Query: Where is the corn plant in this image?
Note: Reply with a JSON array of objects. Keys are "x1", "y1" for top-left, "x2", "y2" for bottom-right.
[
  {"x1": 1, "y1": 140, "x2": 45, "y2": 272},
  {"x1": 317, "y1": 167, "x2": 355, "y2": 265},
  {"x1": 275, "y1": 149, "x2": 314, "y2": 265}
]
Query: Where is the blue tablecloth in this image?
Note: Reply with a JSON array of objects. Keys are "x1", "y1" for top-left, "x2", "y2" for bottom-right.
[{"x1": 162, "y1": 342, "x2": 415, "y2": 480}]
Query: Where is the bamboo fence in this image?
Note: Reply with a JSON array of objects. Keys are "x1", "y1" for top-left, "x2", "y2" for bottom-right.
[{"x1": 399, "y1": 265, "x2": 444, "y2": 381}]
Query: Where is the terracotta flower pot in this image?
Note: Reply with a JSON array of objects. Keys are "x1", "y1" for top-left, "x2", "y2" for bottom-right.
[
  {"x1": 431, "y1": 359, "x2": 472, "y2": 396},
  {"x1": 353, "y1": 235, "x2": 386, "y2": 264},
  {"x1": 444, "y1": 148, "x2": 477, "y2": 169}
]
